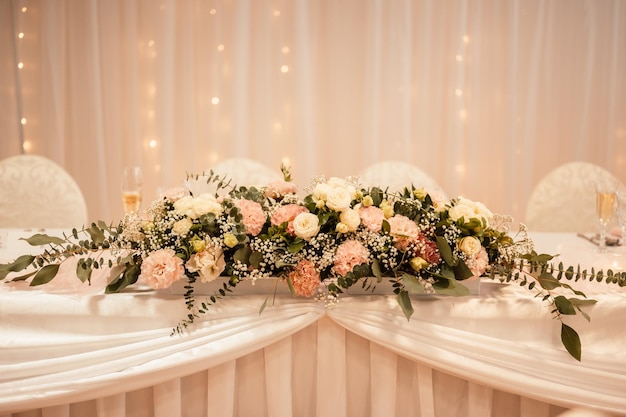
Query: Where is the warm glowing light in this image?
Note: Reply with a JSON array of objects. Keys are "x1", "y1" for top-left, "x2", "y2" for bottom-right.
[
  {"x1": 456, "y1": 54, "x2": 463, "y2": 62},
  {"x1": 273, "y1": 10, "x2": 281, "y2": 17},
  {"x1": 211, "y1": 97, "x2": 220, "y2": 104},
  {"x1": 217, "y1": 44, "x2": 224, "y2": 52},
  {"x1": 455, "y1": 164, "x2": 466, "y2": 175},
  {"x1": 273, "y1": 122, "x2": 282, "y2": 131},
  {"x1": 147, "y1": 110, "x2": 155, "y2": 119},
  {"x1": 21, "y1": 6, "x2": 27, "y2": 12},
  {"x1": 282, "y1": 46, "x2": 290, "y2": 54},
  {"x1": 17, "y1": 62, "x2": 24, "y2": 69},
  {"x1": 151, "y1": 52, "x2": 158, "y2": 58},
  {"x1": 210, "y1": 8, "x2": 217, "y2": 15},
  {"x1": 209, "y1": 153, "x2": 219, "y2": 163},
  {"x1": 148, "y1": 40, "x2": 155, "y2": 47},
  {"x1": 463, "y1": 35, "x2": 470, "y2": 44},
  {"x1": 459, "y1": 109, "x2": 467, "y2": 120},
  {"x1": 20, "y1": 118, "x2": 27, "y2": 125},
  {"x1": 23, "y1": 141, "x2": 32, "y2": 152},
  {"x1": 18, "y1": 32, "x2": 24, "y2": 39},
  {"x1": 455, "y1": 89, "x2": 463, "y2": 96},
  {"x1": 149, "y1": 139, "x2": 158, "y2": 148},
  {"x1": 282, "y1": 157, "x2": 291, "y2": 168},
  {"x1": 280, "y1": 65, "x2": 289, "y2": 73},
  {"x1": 155, "y1": 164, "x2": 162, "y2": 172}
]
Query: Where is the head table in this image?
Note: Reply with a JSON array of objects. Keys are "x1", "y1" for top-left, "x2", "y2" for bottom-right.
[{"x1": 0, "y1": 230, "x2": 625, "y2": 417}]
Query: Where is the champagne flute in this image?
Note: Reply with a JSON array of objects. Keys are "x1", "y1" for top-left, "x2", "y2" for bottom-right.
[
  {"x1": 122, "y1": 166, "x2": 143, "y2": 214},
  {"x1": 595, "y1": 181, "x2": 616, "y2": 253}
]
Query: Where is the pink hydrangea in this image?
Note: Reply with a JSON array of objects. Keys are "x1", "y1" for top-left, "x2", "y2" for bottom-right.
[
  {"x1": 139, "y1": 248, "x2": 185, "y2": 289},
  {"x1": 387, "y1": 215, "x2": 420, "y2": 251},
  {"x1": 265, "y1": 180, "x2": 298, "y2": 199},
  {"x1": 467, "y1": 247, "x2": 489, "y2": 278},
  {"x1": 333, "y1": 240, "x2": 370, "y2": 276},
  {"x1": 289, "y1": 259, "x2": 321, "y2": 297},
  {"x1": 359, "y1": 206, "x2": 385, "y2": 232},
  {"x1": 234, "y1": 199, "x2": 266, "y2": 236},
  {"x1": 271, "y1": 204, "x2": 308, "y2": 235}
]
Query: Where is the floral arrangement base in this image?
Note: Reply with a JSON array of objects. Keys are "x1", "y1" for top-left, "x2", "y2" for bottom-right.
[{"x1": 166, "y1": 276, "x2": 481, "y2": 296}]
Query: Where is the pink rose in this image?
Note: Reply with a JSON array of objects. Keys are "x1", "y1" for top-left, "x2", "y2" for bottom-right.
[
  {"x1": 359, "y1": 206, "x2": 385, "y2": 232},
  {"x1": 162, "y1": 187, "x2": 188, "y2": 202},
  {"x1": 139, "y1": 249, "x2": 185, "y2": 289},
  {"x1": 467, "y1": 246, "x2": 489, "y2": 278},
  {"x1": 265, "y1": 180, "x2": 298, "y2": 199},
  {"x1": 271, "y1": 204, "x2": 308, "y2": 235},
  {"x1": 387, "y1": 215, "x2": 420, "y2": 251},
  {"x1": 333, "y1": 240, "x2": 370, "y2": 276},
  {"x1": 289, "y1": 259, "x2": 321, "y2": 297},
  {"x1": 234, "y1": 199, "x2": 267, "y2": 236}
]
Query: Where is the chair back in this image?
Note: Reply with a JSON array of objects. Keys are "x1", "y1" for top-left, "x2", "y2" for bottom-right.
[
  {"x1": 0, "y1": 154, "x2": 88, "y2": 229},
  {"x1": 358, "y1": 161, "x2": 448, "y2": 201},
  {"x1": 525, "y1": 161, "x2": 623, "y2": 233}
]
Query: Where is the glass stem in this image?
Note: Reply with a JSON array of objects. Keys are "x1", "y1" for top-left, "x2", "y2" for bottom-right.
[{"x1": 599, "y1": 226, "x2": 607, "y2": 252}]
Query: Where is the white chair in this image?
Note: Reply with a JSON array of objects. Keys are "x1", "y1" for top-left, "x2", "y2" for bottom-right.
[
  {"x1": 0, "y1": 154, "x2": 88, "y2": 229},
  {"x1": 358, "y1": 160, "x2": 448, "y2": 200},
  {"x1": 524, "y1": 161, "x2": 623, "y2": 233}
]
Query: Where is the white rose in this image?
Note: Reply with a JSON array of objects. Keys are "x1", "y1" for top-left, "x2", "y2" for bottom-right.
[
  {"x1": 457, "y1": 236, "x2": 482, "y2": 256},
  {"x1": 448, "y1": 203, "x2": 476, "y2": 223},
  {"x1": 192, "y1": 194, "x2": 224, "y2": 217},
  {"x1": 326, "y1": 187, "x2": 353, "y2": 211},
  {"x1": 339, "y1": 208, "x2": 360, "y2": 232},
  {"x1": 293, "y1": 212, "x2": 320, "y2": 240},
  {"x1": 312, "y1": 183, "x2": 331, "y2": 202},
  {"x1": 173, "y1": 196, "x2": 196, "y2": 218},
  {"x1": 172, "y1": 217, "x2": 193, "y2": 235},
  {"x1": 327, "y1": 177, "x2": 357, "y2": 199}
]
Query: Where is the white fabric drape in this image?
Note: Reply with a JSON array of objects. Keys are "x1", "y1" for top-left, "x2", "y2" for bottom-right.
[
  {"x1": 1, "y1": 278, "x2": 626, "y2": 416},
  {"x1": 0, "y1": 0, "x2": 625, "y2": 225}
]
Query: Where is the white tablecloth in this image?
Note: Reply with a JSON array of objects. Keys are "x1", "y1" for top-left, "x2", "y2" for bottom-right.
[{"x1": 1, "y1": 231, "x2": 625, "y2": 417}]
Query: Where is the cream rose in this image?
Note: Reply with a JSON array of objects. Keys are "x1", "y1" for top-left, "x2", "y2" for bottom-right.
[
  {"x1": 172, "y1": 218, "x2": 193, "y2": 236},
  {"x1": 186, "y1": 246, "x2": 226, "y2": 283},
  {"x1": 448, "y1": 203, "x2": 476, "y2": 223},
  {"x1": 457, "y1": 236, "x2": 482, "y2": 256},
  {"x1": 339, "y1": 208, "x2": 360, "y2": 232},
  {"x1": 174, "y1": 194, "x2": 223, "y2": 219},
  {"x1": 326, "y1": 187, "x2": 353, "y2": 211},
  {"x1": 293, "y1": 212, "x2": 320, "y2": 240}
]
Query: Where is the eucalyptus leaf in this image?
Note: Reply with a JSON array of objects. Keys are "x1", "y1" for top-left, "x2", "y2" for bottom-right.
[
  {"x1": 537, "y1": 273, "x2": 561, "y2": 290},
  {"x1": 259, "y1": 296, "x2": 268, "y2": 315},
  {"x1": 397, "y1": 290, "x2": 414, "y2": 321},
  {"x1": 554, "y1": 295, "x2": 576, "y2": 315},
  {"x1": 0, "y1": 255, "x2": 36, "y2": 278},
  {"x1": 561, "y1": 323, "x2": 582, "y2": 361},
  {"x1": 371, "y1": 259, "x2": 382, "y2": 282},
  {"x1": 106, "y1": 264, "x2": 140, "y2": 293},
  {"x1": 433, "y1": 279, "x2": 470, "y2": 296},
  {"x1": 435, "y1": 236, "x2": 454, "y2": 266},
  {"x1": 401, "y1": 273, "x2": 425, "y2": 294},
  {"x1": 30, "y1": 264, "x2": 61, "y2": 286},
  {"x1": 20, "y1": 234, "x2": 65, "y2": 246}
]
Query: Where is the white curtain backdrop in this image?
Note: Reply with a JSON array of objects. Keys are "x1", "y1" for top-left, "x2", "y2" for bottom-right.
[{"x1": 1, "y1": 0, "x2": 625, "y2": 225}]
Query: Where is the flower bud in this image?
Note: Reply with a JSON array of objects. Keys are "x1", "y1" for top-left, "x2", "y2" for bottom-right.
[
  {"x1": 223, "y1": 233, "x2": 239, "y2": 248},
  {"x1": 335, "y1": 222, "x2": 349, "y2": 234},
  {"x1": 362, "y1": 195, "x2": 374, "y2": 207},
  {"x1": 190, "y1": 239, "x2": 206, "y2": 253},
  {"x1": 409, "y1": 256, "x2": 428, "y2": 272}
]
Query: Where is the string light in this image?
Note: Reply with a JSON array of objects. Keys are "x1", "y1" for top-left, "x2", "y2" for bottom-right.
[
  {"x1": 455, "y1": 54, "x2": 463, "y2": 62},
  {"x1": 20, "y1": 118, "x2": 27, "y2": 125},
  {"x1": 455, "y1": 89, "x2": 463, "y2": 96},
  {"x1": 217, "y1": 44, "x2": 224, "y2": 52},
  {"x1": 149, "y1": 139, "x2": 158, "y2": 148},
  {"x1": 210, "y1": 8, "x2": 217, "y2": 15},
  {"x1": 23, "y1": 141, "x2": 32, "y2": 152},
  {"x1": 282, "y1": 46, "x2": 289, "y2": 54},
  {"x1": 280, "y1": 65, "x2": 289, "y2": 73},
  {"x1": 21, "y1": 6, "x2": 27, "y2": 12},
  {"x1": 17, "y1": 62, "x2": 24, "y2": 69},
  {"x1": 463, "y1": 35, "x2": 470, "y2": 44},
  {"x1": 211, "y1": 97, "x2": 220, "y2": 105},
  {"x1": 273, "y1": 10, "x2": 281, "y2": 17},
  {"x1": 18, "y1": 32, "x2": 24, "y2": 39}
]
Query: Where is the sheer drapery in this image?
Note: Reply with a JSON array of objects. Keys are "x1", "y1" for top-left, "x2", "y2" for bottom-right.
[{"x1": 0, "y1": 0, "x2": 625, "y2": 224}]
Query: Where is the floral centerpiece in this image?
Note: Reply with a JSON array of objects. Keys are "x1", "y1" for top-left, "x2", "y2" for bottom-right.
[{"x1": 1, "y1": 165, "x2": 624, "y2": 361}]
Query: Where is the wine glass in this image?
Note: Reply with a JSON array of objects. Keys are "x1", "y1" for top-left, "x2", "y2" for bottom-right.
[
  {"x1": 595, "y1": 180, "x2": 617, "y2": 253},
  {"x1": 616, "y1": 187, "x2": 626, "y2": 245},
  {"x1": 122, "y1": 166, "x2": 143, "y2": 214}
]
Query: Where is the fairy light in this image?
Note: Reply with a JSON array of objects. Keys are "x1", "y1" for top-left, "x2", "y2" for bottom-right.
[
  {"x1": 456, "y1": 54, "x2": 463, "y2": 62},
  {"x1": 210, "y1": 8, "x2": 217, "y2": 15},
  {"x1": 282, "y1": 46, "x2": 289, "y2": 54},
  {"x1": 20, "y1": 118, "x2": 27, "y2": 125},
  {"x1": 211, "y1": 97, "x2": 220, "y2": 105},
  {"x1": 149, "y1": 139, "x2": 158, "y2": 148},
  {"x1": 22, "y1": 140, "x2": 32, "y2": 152},
  {"x1": 273, "y1": 10, "x2": 281, "y2": 17},
  {"x1": 463, "y1": 35, "x2": 470, "y2": 44},
  {"x1": 17, "y1": 62, "x2": 23, "y2": 69},
  {"x1": 21, "y1": 6, "x2": 27, "y2": 12},
  {"x1": 455, "y1": 89, "x2": 463, "y2": 96},
  {"x1": 217, "y1": 44, "x2": 224, "y2": 52},
  {"x1": 18, "y1": 32, "x2": 24, "y2": 39},
  {"x1": 280, "y1": 65, "x2": 289, "y2": 73}
]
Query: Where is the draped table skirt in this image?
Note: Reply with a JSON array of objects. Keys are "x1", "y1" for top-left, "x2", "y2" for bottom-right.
[{"x1": 1, "y1": 275, "x2": 625, "y2": 417}]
